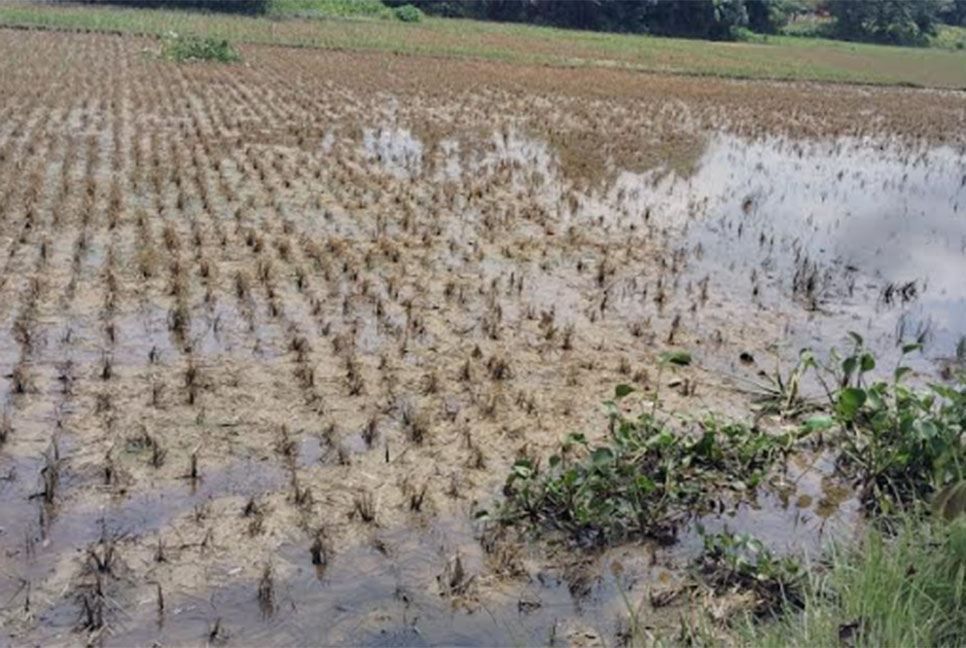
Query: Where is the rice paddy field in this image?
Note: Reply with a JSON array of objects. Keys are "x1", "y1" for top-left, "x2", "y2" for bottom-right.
[{"x1": 0, "y1": 11, "x2": 965, "y2": 648}]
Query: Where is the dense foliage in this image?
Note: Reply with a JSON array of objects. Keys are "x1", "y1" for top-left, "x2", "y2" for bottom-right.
[
  {"x1": 485, "y1": 382, "x2": 796, "y2": 546},
  {"x1": 828, "y1": 0, "x2": 948, "y2": 44},
  {"x1": 822, "y1": 336, "x2": 966, "y2": 512},
  {"x1": 70, "y1": 0, "x2": 270, "y2": 14},
  {"x1": 58, "y1": 0, "x2": 966, "y2": 45},
  {"x1": 942, "y1": 0, "x2": 966, "y2": 26},
  {"x1": 386, "y1": 0, "x2": 795, "y2": 40}
]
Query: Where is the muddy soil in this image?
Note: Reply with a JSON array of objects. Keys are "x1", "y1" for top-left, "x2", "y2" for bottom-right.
[{"x1": 0, "y1": 28, "x2": 963, "y2": 646}]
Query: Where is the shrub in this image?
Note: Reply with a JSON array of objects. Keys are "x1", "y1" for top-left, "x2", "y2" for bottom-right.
[
  {"x1": 268, "y1": 0, "x2": 394, "y2": 20},
  {"x1": 393, "y1": 4, "x2": 423, "y2": 22}
]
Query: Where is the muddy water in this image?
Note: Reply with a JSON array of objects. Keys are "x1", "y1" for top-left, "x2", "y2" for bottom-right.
[
  {"x1": 2, "y1": 109, "x2": 962, "y2": 645},
  {"x1": 376, "y1": 126, "x2": 966, "y2": 365},
  {"x1": 3, "y1": 28, "x2": 962, "y2": 647},
  {"x1": 671, "y1": 135, "x2": 966, "y2": 364},
  {"x1": 90, "y1": 520, "x2": 648, "y2": 647}
]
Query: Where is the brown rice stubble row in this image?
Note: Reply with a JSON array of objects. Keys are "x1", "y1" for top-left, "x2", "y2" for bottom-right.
[{"x1": 183, "y1": 71, "x2": 528, "y2": 532}]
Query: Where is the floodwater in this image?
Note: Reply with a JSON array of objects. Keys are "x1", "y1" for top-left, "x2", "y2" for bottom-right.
[
  {"x1": 368, "y1": 127, "x2": 966, "y2": 364},
  {"x1": 3, "y1": 124, "x2": 963, "y2": 646},
  {"x1": 673, "y1": 135, "x2": 966, "y2": 364}
]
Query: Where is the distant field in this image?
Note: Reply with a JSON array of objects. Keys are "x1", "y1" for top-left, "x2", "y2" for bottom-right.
[{"x1": 2, "y1": 2, "x2": 966, "y2": 88}]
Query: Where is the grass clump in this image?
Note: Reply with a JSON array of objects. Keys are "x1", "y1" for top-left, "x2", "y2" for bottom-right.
[
  {"x1": 745, "y1": 515, "x2": 966, "y2": 647},
  {"x1": 161, "y1": 31, "x2": 240, "y2": 62}
]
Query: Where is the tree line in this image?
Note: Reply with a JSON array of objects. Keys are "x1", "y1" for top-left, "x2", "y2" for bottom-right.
[
  {"x1": 386, "y1": 0, "x2": 964, "y2": 44},
  {"x1": 70, "y1": 0, "x2": 966, "y2": 45},
  {"x1": 69, "y1": 0, "x2": 270, "y2": 15},
  {"x1": 385, "y1": 0, "x2": 788, "y2": 40}
]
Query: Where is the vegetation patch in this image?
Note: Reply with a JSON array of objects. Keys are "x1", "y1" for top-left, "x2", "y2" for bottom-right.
[
  {"x1": 696, "y1": 528, "x2": 805, "y2": 618},
  {"x1": 267, "y1": 0, "x2": 394, "y2": 20},
  {"x1": 484, "y1": 380, "x2": 796, "y2": 547},
  {"x1": 488, "y1": 338, "x2": 966, "y2": 543},
  {"x1": 160, "y1": 31, "x2": 240, "y2": 62},
  {"x1": 811, "y1": 336, "x2": 966, "y2": 512}
]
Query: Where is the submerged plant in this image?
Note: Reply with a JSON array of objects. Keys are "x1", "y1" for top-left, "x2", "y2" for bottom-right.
[{"x1": 696, "y1": 527, "x2": 804, "y2": 617}]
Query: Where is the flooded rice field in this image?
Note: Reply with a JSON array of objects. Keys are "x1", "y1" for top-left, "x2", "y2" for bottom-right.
[{"x1": 0, "y1": 28, "x2": 965, "y2": 646}]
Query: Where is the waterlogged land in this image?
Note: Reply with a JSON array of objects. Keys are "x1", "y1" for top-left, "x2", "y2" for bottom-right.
[{"x1": 0, "y1": 27, "x2": 965, "y2": 646}]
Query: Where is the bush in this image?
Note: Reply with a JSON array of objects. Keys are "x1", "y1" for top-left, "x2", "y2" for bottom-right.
[
  {"x1": 827, "y1": 0, "x2": 945, "y2": 46},
  {"x1": 161, "y1": 32, "x2": 241, "y2": 63},
  {"x1": 393, "y1": 4, "x2": 423, "y2": 22}
]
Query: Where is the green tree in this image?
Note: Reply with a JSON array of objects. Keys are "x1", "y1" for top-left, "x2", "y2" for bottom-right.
[
  {"x1": 394, "y1": 0, "x2": 751, "y2": 40},
  {"x1": 745, "y1": 0, "x2": 794, "y2": 33},
  {"x1": 827, "y1": 0, "x2": 946, "y2": 44},
  {"x1": 941, "y1": 0, "x2": 966, "y2": 25},
  {"x1": 71, "y1": 0, "x2": 269, "y2": 14}
]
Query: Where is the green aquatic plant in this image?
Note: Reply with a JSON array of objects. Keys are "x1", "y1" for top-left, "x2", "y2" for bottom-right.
[
  {"x1": 482, "y1": 382, "x2": 794, "y2": 547},
  {"x1": 819, "y1": 334, "x2": 966, "y2": 512},
  {"x1": 737, "y1": 349, "x2": 819, "y2": 420},
  {"x1": 696, "y1": 527, "x2": 804, "y2": 617}
]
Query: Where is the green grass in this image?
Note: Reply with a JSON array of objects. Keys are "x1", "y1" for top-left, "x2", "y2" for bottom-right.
[
  {"x1": 1, "y1": 2, "x2": 965, "y2": 87},
  {"x1": 266, "y1": 0, "x2": 394, "y2": 20},
  {"x1": 744, "y1": 516, "x2": 966, "y2": 647}
]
